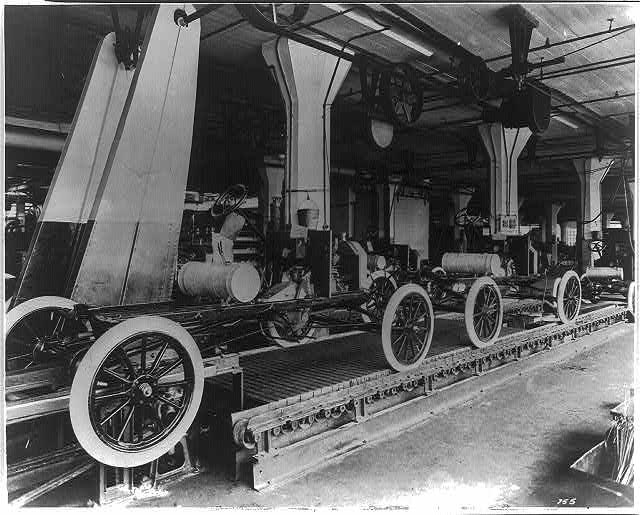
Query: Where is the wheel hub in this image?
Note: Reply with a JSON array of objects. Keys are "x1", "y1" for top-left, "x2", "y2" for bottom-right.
[{"x1": 133, "y1": 375, "x2": 156, "y2": 402}]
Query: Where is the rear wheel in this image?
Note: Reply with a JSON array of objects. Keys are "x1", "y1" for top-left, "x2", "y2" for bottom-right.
[
  {"x1": 361, "y1": 271, "x2": 397, "y2": 323},
  {"x1": 556, "y1": 270, "x2": 582, "y2": 324},
  {"x1": 70, "y1": 316, "x2": 203, "y2": 468},
  {"x1": 627, "y1": 281, "x2": 636, "y2": 320},
  {"x1": 381, "y1": 284, "x2": 434, "y2": 372},
  {"x1": 5, "y1": 296, "x2": 85, "y2": 372},
  {"x1": 464, "y1": 277, "x2": 503, "y2": 348}
]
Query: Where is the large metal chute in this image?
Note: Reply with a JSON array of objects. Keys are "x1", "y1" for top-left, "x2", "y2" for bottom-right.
[
  {"x1": 71, "y1": 4, "x2": 201, "y2": 305},
  {"x1": 11, "y1": 32, "x2": 135, "y2": 307}
]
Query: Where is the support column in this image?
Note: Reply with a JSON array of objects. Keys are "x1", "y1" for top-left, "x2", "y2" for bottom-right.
[
  {"x1": 560, "y1": 221, "x2": 571, "y2": 244},
  {"x1": 478, "y1": 123, "x2": 532, "y2": 238},
  {"x1": 546, "y1": 202, "x2": 564, "y2": 264},
  {"x1": 263, "y1": 38, "x2": 351, "y2": 229},
  {"x1": 574, "y1": 157, "x2": 614, "y2": 271},
  {"x1": 377, "y1": 183, "x2": 386, "y2": 240},
  {"x1": 259, "y1": 162, "x2": 285, "y2": 232}
]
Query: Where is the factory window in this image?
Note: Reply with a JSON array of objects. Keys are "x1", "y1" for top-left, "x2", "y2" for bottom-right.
[{"x1": 565, "y1": 227, "x2": 577, "y2": 246}]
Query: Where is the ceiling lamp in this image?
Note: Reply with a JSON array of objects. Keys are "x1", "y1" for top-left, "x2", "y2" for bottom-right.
[
  {"x1": 552, "y1": 114, "x2": 579, "y2": 130},
  {"x1": 321, "y1": 4, "x2": 434, "y2": 57}
]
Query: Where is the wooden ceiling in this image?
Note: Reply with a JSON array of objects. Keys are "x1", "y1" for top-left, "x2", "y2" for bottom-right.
[{"x1": 4, "y1": 3, "x2": 636, "y2": 215}]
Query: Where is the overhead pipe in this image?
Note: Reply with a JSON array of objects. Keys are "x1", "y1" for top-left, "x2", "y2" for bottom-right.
[
  {"x1": 486, "y1": 23, "x2": 635, "y2": 63},
  {"x1": 5, "y1": 126, "x2": 66, "y2": 153}
]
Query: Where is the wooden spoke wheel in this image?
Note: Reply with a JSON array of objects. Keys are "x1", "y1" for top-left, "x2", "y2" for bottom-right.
[
  {"x1": 70, "y1": 316, "x2": 203, "y2": 468},
  {"x1": 211, "y1": 184, "x2": 247, "y2": 217},
  {"x1": 464, "y1": 277, "x2": 503, "y2": 348},
  {"x1": 556, "y1": 270, "x2": 582, "y2": 324},
  {"x1": 5, "y1": 296, "x2": 86, "y2": 372},
  {"x1": 265, "y1": 308, "x2": 315, "y2": 345},
  {"x1": 381, "y1": 64, "x2": 423, "y2": 126},
  {"x1": 361, "y1": 271, "x2": 397, "y2": 323},
  {"x1": 628, "y1": 281, "x2": 636, "y2": 320},
  {"x1": 262, "y1": 285, "x2": 316, "y2": 345},
  {"x1": 236, "y1": 3, "x2": 309, "y2": 32},
  {"x1": 381, "y1": 284, "x2": 434, "y2": 372}
]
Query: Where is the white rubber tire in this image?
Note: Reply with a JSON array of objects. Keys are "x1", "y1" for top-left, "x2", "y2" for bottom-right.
[
  {"x1": 628, "y1": 281, "x2": 636, "y2": 317},
  {"x1": 6, "y1": 296, "x2": 77, "y2": 336},
  {"x1": 361, "y1": 271, "x2": 398, "y2": 323},
  {"x1": 556, "y1": 270, "x2": 582, "y2": 324},
  {"x1": 431, "y1": 267, "x2": 446, "y2": 277},
  {"x1": 381, "y1": 284, "x2": 434, "y2": 372},
  {"x1": 70, "y1": 316, "x2": 204, "y2": 468},
  {"x1": 464, "y1": 277, "x2": 503, "y2": 348}
]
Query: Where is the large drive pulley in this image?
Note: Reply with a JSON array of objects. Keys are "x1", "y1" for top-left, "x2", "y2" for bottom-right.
[{"x1": 381, "y1": 64, "x2": 424, "y2": 126}]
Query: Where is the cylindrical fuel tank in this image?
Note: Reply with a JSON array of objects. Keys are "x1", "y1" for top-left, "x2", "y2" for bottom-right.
[
  {"x1": 441, "y1": 253, "x2": 503, "y2": 276},
  {"x1": 583, "y1": 267, "x2": 623, "y2": 280},
  {"x1": 178, "y1": 262, "x2": 261, "y2": 302},
  {"x1": 367, "y1": 254, "x2": 387, "y2": 272}
]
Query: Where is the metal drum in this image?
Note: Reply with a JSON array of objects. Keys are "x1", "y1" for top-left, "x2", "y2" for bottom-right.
[
  {"x1": 178, "y1": 262, "x2": 261, "y2": 302},
  {"x1": 583, "y1": 267, "x2": 623, "y2": 280},
  {"x1": 441, "y1": 253, "x2": 503, "y2": 276}
]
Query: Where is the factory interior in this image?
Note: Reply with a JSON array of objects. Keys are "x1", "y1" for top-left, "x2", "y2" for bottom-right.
[{"x1": 2, "y1": 3, "x2": 637, "y2": 510}]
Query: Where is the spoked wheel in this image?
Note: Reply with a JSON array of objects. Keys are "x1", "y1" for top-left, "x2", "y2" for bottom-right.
[
  {"x1": 70, "y1": 316, "x2": 203, "y2": 467},
  {"x1": 5, "y1": 296, "x2": 87, "y2": 372},
  {"x1": 361, "y1": 271, "x2": 397, "y2": 323},
  {"x1": 381, "y1": 64, "x2": 423, "y2": 126},
  {"x1": 264, "y1": 308, "x2": 315, "y2": 346},
  {"x1": 556, "y1": 270, "x2": 582, "y2": 324},
  {"x1": 628, "y1": 281, "x2": 636, "y2": 320},
  {"x1": 464, "y1": 277, "x2": 503, "y2": 348},
  {"x1": 261, "y1": 281, "x2": 316, "y2": 346},
  {"x1": 381, "y1": 284, "x2": 434, "y2": 372}
]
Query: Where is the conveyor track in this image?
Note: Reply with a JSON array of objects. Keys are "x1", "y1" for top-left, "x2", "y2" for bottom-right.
[{"x1": 226, "y1": 303, "x2": 629, "y2": 489}]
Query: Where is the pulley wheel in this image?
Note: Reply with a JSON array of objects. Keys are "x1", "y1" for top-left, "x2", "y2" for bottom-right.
[
  {"x1": 70, "y1": 316, "x2": 203, "y2": 467},
  {"x1": 381, "y1": 284, "x2": 434, "y2": 372},
  {"x1": 556, "y1": 270, "x2": 582, "y2": 324},
  {"x1": 381, "y1": 63, "x2": 423, "y2": 126},
  {"x1": 464, "y1": 277, "x2": 503, "y2": 348}
]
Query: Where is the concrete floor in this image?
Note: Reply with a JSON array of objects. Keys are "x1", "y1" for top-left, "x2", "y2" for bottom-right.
[{"x1": 122, "y1": 321, "x2": 635, "y2": 510}]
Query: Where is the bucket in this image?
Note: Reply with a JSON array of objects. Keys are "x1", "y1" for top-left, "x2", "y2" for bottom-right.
[{"x1": 297, "y1": 195, "x2": 319, "y2": 229}]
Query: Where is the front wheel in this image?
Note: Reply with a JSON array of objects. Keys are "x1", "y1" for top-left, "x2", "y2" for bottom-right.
[
  {"x1": 70, "y1": 316, "x2": 204, "y2": 468},
  {"x1": 556, "y1": 270, "x2": 582, "y2": 324},
  {"x1": 464, "y1": 277, "x2": 503, "y2": 348},
  {"x1": 381, "y1": 284, "x2": 434, "y2": 372}
]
